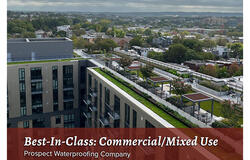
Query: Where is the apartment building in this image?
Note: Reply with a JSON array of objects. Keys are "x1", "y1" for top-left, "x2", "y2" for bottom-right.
[
  {"x1": 85, "y1": 67, "x2": 174, "y2": 128},
  {"x1": 7, "y1": 59, "x2": 97, "y2": 128}
]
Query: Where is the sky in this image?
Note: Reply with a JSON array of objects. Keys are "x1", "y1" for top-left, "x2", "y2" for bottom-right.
[{"x1": 7, "y1": 0, "x2": 243, "y2": 13}]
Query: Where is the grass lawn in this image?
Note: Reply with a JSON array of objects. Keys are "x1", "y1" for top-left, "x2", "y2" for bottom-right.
[
  {"x1": 200, "y1": 100, "x2": 222, "y2": 117},
  {"x1": 8, "y1": 58, "x2": 87, "y2": 65},
  {"x1": 95, "y1": 68, "x2": 187, "y2": 128}
]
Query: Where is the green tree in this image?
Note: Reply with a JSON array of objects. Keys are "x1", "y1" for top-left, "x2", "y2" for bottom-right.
[
  {"x1": 165, "y1": 44, "x2": 187, "y2": 64},
  {"x1": 230, "y1": 43, "x2": 243, "y2": 59},
  {"x1": 140, "y1": 65, "x2": 154, "y2": 80},
  {"x1": 119, "y1": 57, "x2": 132, "y2": 73},
  {"x1": 129, "y1": 36, "x2": 143, "y2": 46},
  {"x1": 171, "y1": 79, "x2": 192, "y2": 95}
]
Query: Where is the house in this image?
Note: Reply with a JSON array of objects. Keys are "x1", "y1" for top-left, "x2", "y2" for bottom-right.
[
  {"x1": 152, "y1": 36, "x2": 173, "y2": 47},
  {"x1": 57, "y1": 25, "x2": 72, "y2": 38},
  {"x1": 112, "y1": 37, "x2": 132, "y2": 51},
  {"x1": 213, "y1": 46, "x2": 229, "y2": 58}
]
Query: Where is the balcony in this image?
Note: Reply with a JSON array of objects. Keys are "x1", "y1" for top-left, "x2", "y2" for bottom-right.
[
  {"x1": 89, "y1": 88, "x2": 97, "y2": 97},
  {"x1": 105, "y1": 105, "x2": 120, "y2": 120},
  {"x1": 83, "y1": 99, "x2": 91, "y2": 105},
  {"x1": 99, "y1": 116, "x2": 110, "y2": 127},
  {"x1": 83, "y1": 111, "x2": 92, "y2": 119},
  {"x1": 89, "y1": 105, "x2": 97, "y2": 112},
  {"x1": 108, "y1": 110, "x2": 120, "y2": 120}
]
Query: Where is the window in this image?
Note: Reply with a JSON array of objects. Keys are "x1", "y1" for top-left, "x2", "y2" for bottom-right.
[
  {"x1": 64, "y1": 114, "x2": 75, "y2": 128},
  {"x1": 53, "y1": 104, "x2": 58, "y2": 112},
  {"x1": 18, "y1": 68, "x2": 25, "y2": 81},
  {"x1": 88, "y1": 74, "x2": 92, "y2": 94},
  {"x1": 114, "y1": 120, "x2": 120, "y2": 128},
  {"x1": 52, "y1": 80, "x2": 58, "y2": 90},
  {"x1": 63, "y1": 90, "x2": 74, "y2": 100},
  {"x1": 114, "y1": 95, "x2": 120, "y2": 115},
  {"x1": 31, "y1": 67, "x2": 42, "y2": 80},
  {"x1": 64, "y1": 101, "x2": 73, "y2": 110},
  {"x1": 32, "y1": 94, "x2": 43, "y2": 114},
  {"x1": 32, "y1": 118, "x2": 45, "y2": 128},
  {"x1": 145, "y1": 120, "x2": 155, "y2": 128},
  {"x1": 20, "y1": 107, "x2": 26, "y2": 116},
  {"x1": 31, "y1": 82, "x2": 42, "y2": 92},
  {"x1": 20, "y1": 92, "x2": 26, "y2": 107},
  {"x1": 105, "y1": 88, "x2": 110, "y2": 105},
  {"x1": 80, "y1": 66, "x2": 85, "y2": 83},
  {"x1": 63, "y1": 65, "x2": 73, "y2": 88},
  {"x1": 56, "y1": 116, "x2": 61, "y2": 124},
  {"x1": 23, "y1": 121, "x2": 29, "y2": 128},
  {"x1": 19, "y1": 82, "x2": 26, "y2": 92},
  {"x1": 133, "y1": 110, "x2": 137, "y2": 128},
  {"x1": 99, "y1": 83, "x2": 102, "y2": 115},
  {"x1": 52, "y1": 66, "x2": 58, "y2": 79},
  {"x1": 125, "y1": 104, "x2": 130, "y2": 128}
]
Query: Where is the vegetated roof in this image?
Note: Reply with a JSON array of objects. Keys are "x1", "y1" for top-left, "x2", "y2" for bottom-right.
[
  {"x1": 148, "y1": 76, "x2": 171, "y2": 83},
  {"x1": 182, "y1": 92, "x2": 213, "y2": 102}
]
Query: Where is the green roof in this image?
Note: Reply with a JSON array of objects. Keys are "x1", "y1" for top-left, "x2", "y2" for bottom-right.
[
  {"x1": 7, "y1": 58, "x2": 88, "y2": 65},
  {"x1": 94, "y1": 68, "x2": 187, "y2": 128}
]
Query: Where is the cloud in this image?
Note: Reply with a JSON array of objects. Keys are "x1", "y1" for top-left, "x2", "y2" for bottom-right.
[{"x1": 7, "y1": 0, "x2": 243, "y2": 13}]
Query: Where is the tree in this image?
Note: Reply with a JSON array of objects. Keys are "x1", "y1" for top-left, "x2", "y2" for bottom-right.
[
  {"x1": 217, "y1": 66, "x2": 230, "y2": 78},
  {"x1": 119, "y1": 57, "x2": 132, "y2": 73},
  {"x1": 216, "y1": 38, "x2": 228, "y2": 46},
  {"x1": 220, "y1": 101, "x2": 240, "y2": 127},
  {"x1": 171, "y1": 79, "x2": 192, "y2": 95},
  {"x1": 199, "y1": 65, "x2": 217, "y2": 77},
  {"x1": 95, "y1": 39, "x2": 117, "y2": 52},
  {"x1": 182, "y1": 39, "x2": 203, "y2": 52},
  {"x1": 120, "y1": 57, "x2": 132, "y2": 69},
  {"x1": 230, "y1": 43, "x2": 243, "y2": 59},
  {"x1": 129, "y1": 36, "x2": 143, "y2": 46},
  {"x1": 202, "y1": 39, "x2": 216, "y2": 49},
  {"x1": 56, "y1": 30, "x2": 66, "y2": 37},
  {"x1": 147, "y1": 51, "x2": 164, "y2": 61},
  {"x1": 229, "y1": 63, "x2": 240, "y2": 76},
  {"x1": 165, "y1": 44, "x2": 187, "y2": 64},
  {"x1": 140, "y1": 65, "x2": 154, "y2": 80}
]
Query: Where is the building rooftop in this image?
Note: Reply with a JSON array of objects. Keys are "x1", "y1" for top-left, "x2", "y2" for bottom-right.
[
  {"x1": 8, "y1": 38, "x2": 72, "y2": 43},
  {"x1": 94, "y1": 68, "x2": 188, "y2": 128},
  {"x1": 7, "y1": 58, "x2": 87, "y2": 65}
]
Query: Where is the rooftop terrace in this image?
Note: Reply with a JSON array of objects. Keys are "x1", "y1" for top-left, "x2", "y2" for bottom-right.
[{"x1": 94, "y1": 68, "x2": 189, "y2": 128}]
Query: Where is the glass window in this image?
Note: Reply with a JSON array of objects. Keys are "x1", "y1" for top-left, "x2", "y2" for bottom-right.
[
  {"x1": 64, "y1": 101, "x2": 73, "y2": 110},
  {"x1": 133, "y1": 110, "x2": 137, "y2": 128},
  {"x1": 56, "y1": 116, "x2": 61, "y2": 124},
  {"x1": 114, "y1": 95, "x2": 120, "y2": 115},
  {"x1": 31, "y1": 81, "x2": 42, "y2": 92},
  {"x1": 64, "y1": 90, "x2": 74, "y2": 99},
  {"x1": 30, "y1": 67, "x2": 42, "y2": 80},
  {"x1": 19, "y1": 82, "x2": 26, "y2": 92},
  {"x1": 23, "y1": 121, "x2": 29, "y2": 128},
  {"x1": 125, "y1": 104, "x2": 130, "y2": 128},
  {"x1": 20, "y1": 107, "x2": 27, "y2": 116},
  {"x1": 18, "y1": 68, "x2": 25, "y2": 81},
  {"x1": 145, "y1": 120, "x2": 155, "y2": 128},
  {"x1": 63, "y1": 65, "x2": 73, "y2": 88}
]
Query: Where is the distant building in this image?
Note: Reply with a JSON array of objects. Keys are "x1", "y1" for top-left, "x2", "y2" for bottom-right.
[
  {"x1": 112, "y1": 37, "x2": 132, "y2": 51},
  {"x1": 35, "y1": 30, "x2": 45, "y2": 38},
  {"x1": 152, "y1": 36, "x2": 173, "y2": 47},
  {"x1": 213, "y1": 46, "x2": 229, "y2": 58},
  {"x1": 57, "y1": 25, "x2": 72, "y2": 38}
]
